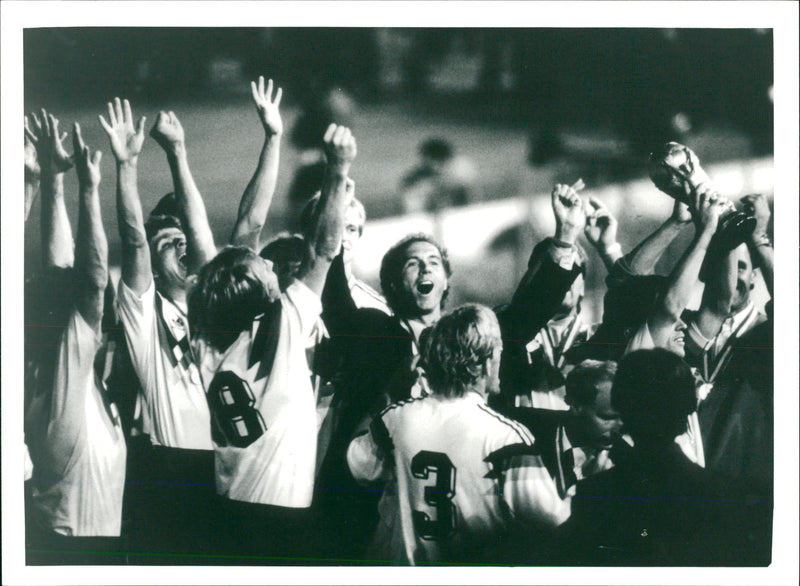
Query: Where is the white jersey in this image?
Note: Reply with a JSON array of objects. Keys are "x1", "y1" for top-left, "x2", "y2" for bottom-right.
[
  {"x1": 194, "y1": 280, "x2": 321, "y2": 508},
  {"x1": 116, "y1": 280, "x2": 212, "y2": 449},
  {"x1": 27, "y1": 311, "x2": 127, "y2": 536},
  {"x1": 347, "y1": 392, "x2": 570, "y2": 564}
]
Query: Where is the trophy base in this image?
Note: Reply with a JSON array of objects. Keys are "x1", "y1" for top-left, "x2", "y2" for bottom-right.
[
  {"x1": 716, "y1": 211, "x2": 758, "y2": 252},
  {"x1": 699, "y1": 212, "x2": 757, "y2": 282}
]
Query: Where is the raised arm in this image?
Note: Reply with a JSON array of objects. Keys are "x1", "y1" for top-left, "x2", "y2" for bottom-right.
[
  {"x1": 99, "y1": 97, "x2": 150, "y2": 294},
  {"x1": 71, "y1": 123, "x2": 107, "y2": 329},
  {"x1": 647, "y1": 188, "x2": 726, "y2": 346},
  {"x1": 741, "y1": 193, "x2": 773, "y2": 298},
  {"x1": 150, "y1": 111, "x2": 216, "y2": 271},
  {"x1": 300, "y1": 124, "x2": 357, "y2": 295},
  {"x1": 583, "y1": 196, "x2": 622, "y2": 272},
  {"x1": 230, "y1": 76, "x2": 283, "y2": 249},
  {"x1": 24, "y1": 119, "x2": 41, "y2": 222},
  {"x1": 504, "y1": 180, "x2": 586, "y2": 339},
  {"x1": 28, "y1": 110, "x2": 74, "y2": 269},
  {"x1": 623, "y1": 199, "x2": 692, "y2": 275}
]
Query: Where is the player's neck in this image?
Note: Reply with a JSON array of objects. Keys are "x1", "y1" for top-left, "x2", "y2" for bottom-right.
[{"x1": 158, "y1": 283, "x2": 187, "y2": 308}]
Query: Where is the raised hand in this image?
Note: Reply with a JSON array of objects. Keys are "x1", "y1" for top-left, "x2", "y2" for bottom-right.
[
  {"x1": 149, "y1": 111, "x2": 185, "y2": 153},
  {"x1": 73, "y1": 122, "x2": 102, "y2": 188},
  {"x1": 695, "y1": 187, "x2": 728, "y2": 235},
  {"x1": 27, "y1": 109, "x2": 74, "y2": 176},
  {"x1": 98, "y1": 97, "x2": 146, "y2": 164},
  {"x1": 251, "y1": 76, "x2": 283, "y2": 136},
  {"x1": 323, "y1": 123, "x2": 357, "y2": 171},
  {"x1": 584, "y1": 196, "x2": 618, "y2": 250},
  {"x1": 740, "y1": 193, "x2": 770, "y2": 238},
  {"x1": 551, "y1": 179, "x2": 586, "y2": 243}
]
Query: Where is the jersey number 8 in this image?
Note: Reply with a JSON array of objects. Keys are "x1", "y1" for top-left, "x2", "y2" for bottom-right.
[{"x1": 207, "y1": 371, "x2": 266, "y2": 448}]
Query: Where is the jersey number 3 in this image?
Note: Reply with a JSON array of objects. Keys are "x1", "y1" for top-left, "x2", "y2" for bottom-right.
[
  {"x1": 412, "y1": 450, "x2": 457, "y2": 540},
  {"x1": 207, "y1": 371, "x2": 266, "y2": 448}
]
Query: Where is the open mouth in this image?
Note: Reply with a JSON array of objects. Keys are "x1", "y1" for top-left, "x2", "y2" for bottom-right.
[
  {"x1": 178, "y1": 253, "x2": 188, "y2": 270},
  {"x1": 416, "y1": 281, "x2": 434, "y2": 295}
]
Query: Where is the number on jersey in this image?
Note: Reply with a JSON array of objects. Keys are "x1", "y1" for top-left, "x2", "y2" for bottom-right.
[
  {"x1": 207, "y1": 371, "x2": 266, "y2": 448},
  {"x1": 412, "y1": 450, "x2": 457, "y2": 540}
]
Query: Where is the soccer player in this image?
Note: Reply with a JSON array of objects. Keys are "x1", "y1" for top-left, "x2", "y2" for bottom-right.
[
  {"x1": 623, "y1": 186, "x2": 727, "y2": 466},
  {"x1": 100, "y1": 98, "x2": 217, "y2": 559},
  {"x1": 494, "y1": 180, "x2": 594, "y2": 411},
  {"x1": 187, "y1": 122, "x2": 356, "y2": 562},
  {"x1": 560, "y1": 348, "x2": 771, "y2": 566},
  {"x1": 25, "y1": 118, "x2": 127, "y2": 564},
  {"x1": 506, "y1": 360, "x2": 626, "y2": 500},
  {"x1": 682, "y1": 194, "x2": 772, "y2": 493},
  {"x1": 347, "y1": 304, "x2": 570, "y2": 565}
]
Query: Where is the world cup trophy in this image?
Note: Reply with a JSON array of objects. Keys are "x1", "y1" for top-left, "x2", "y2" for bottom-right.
[{"x1": 648, "y1": 142, "x2": 756, "y2": 251}]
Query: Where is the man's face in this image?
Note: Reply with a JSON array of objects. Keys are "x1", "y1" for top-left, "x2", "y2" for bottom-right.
[
  {"x1": 398, "y1": 241, "x2": 448, "y2": 316},
  {"x1": 341, "y1": 205, "x2": 364, "y2": 268},
  {"x1": 575, "y1": 381, "x2": 623, "y2": 449},
  {"x1": 664, "y1": 318, "x2": 687, "y2": 357},
  {"x1": 150, "y1": 227, "x2": 188, "y2": 290},
  {"x1": 730, "y1": 244, "x2": 755, "y2": 313}
]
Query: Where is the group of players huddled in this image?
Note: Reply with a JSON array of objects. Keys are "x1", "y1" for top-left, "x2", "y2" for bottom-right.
[{"x1": 23, "y1": 77, "x2": 773, "y2": 566}]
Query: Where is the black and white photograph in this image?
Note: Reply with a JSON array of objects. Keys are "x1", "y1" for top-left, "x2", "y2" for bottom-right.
[{"x1": 2, "y1": 2, "x2": 798, "y2": 584}]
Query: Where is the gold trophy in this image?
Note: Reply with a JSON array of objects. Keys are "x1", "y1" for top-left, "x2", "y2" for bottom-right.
[{"x1": 648, "y1": 142, "x2": 756, "y2": 251}]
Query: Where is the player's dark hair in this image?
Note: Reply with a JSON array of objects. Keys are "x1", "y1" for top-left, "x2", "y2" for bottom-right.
[
  {"x1": 260, "y1": 232, "x2": 308, "y2": 291},
  {"x1": 423, "y1": 304, "x2": 501, "y2": 398},
  {"x1": 611, "y1": 348, "x2": 696, "y2": 447},
  {"x1": 145, "y1": 214, "x2": 184, "y2": 244},
  {"x1": 188, "y1": 246, "x2": 278, "y2": 353},
  {"x1": 379, "y1": 233, "x2": 452, "y2": 314},
  {"x1": 420, "y1": 137, "x2": 454, "y2": 162},
  {"x1": 145, "y1": 192, "x2": 184, "y2": 242},
  {"x1": 565, "y1": 359, "x2": 617, "y2": 408},
  {"x1": 298, "y1": 191, "x2": 366, "y2": 240}
]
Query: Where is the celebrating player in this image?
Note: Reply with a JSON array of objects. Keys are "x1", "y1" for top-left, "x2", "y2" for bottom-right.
[
  {"x1": 347, "y1": 304, "x2": 570, "y2": 564},
  {"x1": 187, "y1": 122, "x2": 356, "y2": 562},
  {"x1": 100, "y1": 98, "x2": 217, "y2": 560},
  {"x1": 25, "y1": 119, "x2": 127, "y2": 564}
]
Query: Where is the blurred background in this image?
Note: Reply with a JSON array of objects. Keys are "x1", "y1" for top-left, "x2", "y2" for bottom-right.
[{"x1": 23, "y1": 27, "x2": 775, "y2": 321}]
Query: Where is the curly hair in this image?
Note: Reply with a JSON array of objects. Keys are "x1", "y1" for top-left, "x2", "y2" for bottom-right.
[
  {"x1": 379, "y1": 233, "x2": 452, "y2": 314},
  {"x1": 188, "y1": 246, "x2": 278, "y2": 353},
  {"x1": 422, "y1": 304, "x2": 501, "y2": 398},
  {"x1": 612, "y1": 348, "x2": 696, "y2": 446}
]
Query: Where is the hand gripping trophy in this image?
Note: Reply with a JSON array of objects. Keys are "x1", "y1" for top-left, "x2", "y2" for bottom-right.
[{"x1": 649, "y1": 142, "x2": 756, "y2": 251}]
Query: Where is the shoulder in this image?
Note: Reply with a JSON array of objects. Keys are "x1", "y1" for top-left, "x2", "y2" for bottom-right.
[{"x1": 475, "y1": 401, "x2": 537, "y2": 446}]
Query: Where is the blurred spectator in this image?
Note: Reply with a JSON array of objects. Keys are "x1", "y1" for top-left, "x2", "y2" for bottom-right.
[{"x1": 399, "y1": 137, "x2": 477, "y2": 214}]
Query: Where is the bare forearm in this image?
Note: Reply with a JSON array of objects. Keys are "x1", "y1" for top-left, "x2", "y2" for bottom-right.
[
  {"x1": 25, "y1": 178, "x2": 40, "y2": 222},
  {"x1": 74, "y1": 184, "x2": 107, "y2": 326},
  {"x1": 231, "y1": 133, "x2": 281, "y2": 249},
  {"x1": 166, "y1": 145, "x2": 216, "y2": 269},
  {"x1": 748, "y1": 235, "x2": 774, "y2": 298},
  {"x1": 40, "y1": 172, "x2": 74, "y2": 269},
  {"x1": 625, "y1": 219, "x2": 685, "y2": 275},
  {"x1": 661, "y1": 228, "x2": 713, "y2": 319},
  {"x1": 115, "y1": 161, "x2": 152, "y2": 290},
  {"x1": 313, "y1": 167, "x2": 349, "y2": 260}
]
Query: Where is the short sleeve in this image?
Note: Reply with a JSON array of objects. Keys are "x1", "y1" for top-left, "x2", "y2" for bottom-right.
[
  {"x1": 283, "y1": 279, "x2": 323, "y2": 341},
  {"x1": 115, "y1": 278, "x2": 156, "y2": 377}
]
